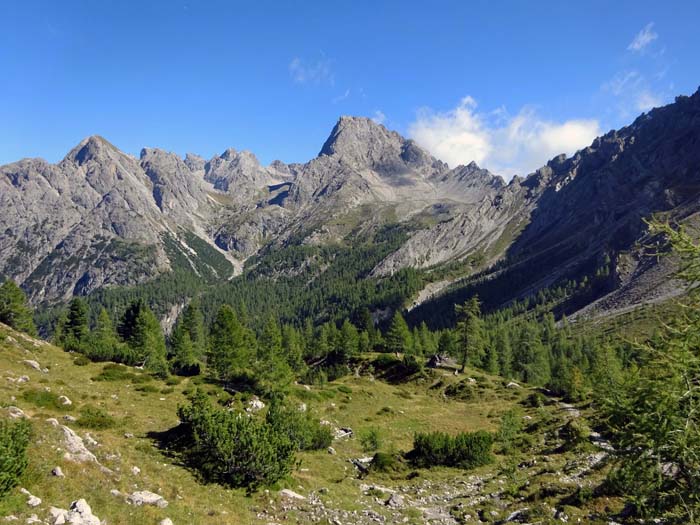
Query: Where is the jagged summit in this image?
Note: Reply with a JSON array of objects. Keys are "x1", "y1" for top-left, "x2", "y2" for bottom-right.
[{"x1": 63, "y1": 135, "x2": 121, "y2": 166}]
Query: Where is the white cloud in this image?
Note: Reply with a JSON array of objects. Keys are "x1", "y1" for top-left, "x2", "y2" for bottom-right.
[
  {"x1": 602, "y1": 70, "x2": 666, "y2": 117},
  {"x1": 408, "y1": 97, "x2": 600, "y2": 179},
  {"x1": 332, "y1": 89, "x2": 350, "y2": 103},
  {"x1": 371, "y1": 110, "x2": 386, "y2": 125},
  {"x1": 289, "y1": 56, "x2": 334, "y2": 85},
  {"x1": 636, "y1": 90, "x2": 663, "y2": 111},
  {"x1": 628, "y1": 23, "x2": 658, "y2": 52}
]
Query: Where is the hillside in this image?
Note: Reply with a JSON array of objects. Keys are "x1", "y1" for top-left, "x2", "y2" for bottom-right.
[{"x1": 0, "y1": 322, "x2": 623, "y2": 524}]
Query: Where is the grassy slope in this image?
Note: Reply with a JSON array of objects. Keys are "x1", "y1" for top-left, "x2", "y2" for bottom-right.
[{"x1": 0, "y1": 323, "x2": 619, "y2": 524}]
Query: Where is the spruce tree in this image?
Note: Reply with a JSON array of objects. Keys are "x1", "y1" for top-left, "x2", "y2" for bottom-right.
[
  {"x1": 386, "y1": 311, "x2": 412, "y2": 354},
  {"x1": 87, "y1": 308, "x2": 120, "y2": 361},
  {"x1": 119, "y1": 300, "x2": 168, "y2": 376},
  {"x1": 256, "y1": 317, "x2": 293, "y2": 393},
  {"x1": 208, "y1": 305, "x2": 253, "y2": 384},
  {"x1": 170, "y1": 324, "x2": 201, "y2": 376},
  {"x1": 0, "y1": 280, "x2": 36, "y2": 335},
  {"x1": 62, "y1": 298, "x2": 90, "y2": 352},
  {"x1": 180, "y1": 298, "x2": 206, "y2": 361},
  {"x1": 454, "y1": 296, "x2": 484, "y2": 372}
]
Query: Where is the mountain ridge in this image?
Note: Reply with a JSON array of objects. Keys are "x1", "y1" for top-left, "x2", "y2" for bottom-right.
[{"x1": 1, "y1": 89, "x2": 699, "y2": 328}]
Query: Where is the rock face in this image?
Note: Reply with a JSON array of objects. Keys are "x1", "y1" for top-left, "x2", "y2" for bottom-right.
[{"x1": 1, "y1": 88, "x2": 700, "y2": 322}]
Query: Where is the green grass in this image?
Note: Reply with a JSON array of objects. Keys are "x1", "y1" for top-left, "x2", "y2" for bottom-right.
[{"x1": 0, "y1": 322, "x2": 621, "y2": 524}]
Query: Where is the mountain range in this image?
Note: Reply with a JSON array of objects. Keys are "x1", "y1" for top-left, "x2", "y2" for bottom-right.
[{"x1": 2, "y1": 88, "x2": 700, "y2": 326}]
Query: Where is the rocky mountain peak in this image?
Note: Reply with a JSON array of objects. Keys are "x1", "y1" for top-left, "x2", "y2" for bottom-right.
[
  {"x1": 317, "y1": 115, "x2": 440, "y2": 176},
  {"x1": 64, "y1": 135, "x2": 120, "y2": 166}
]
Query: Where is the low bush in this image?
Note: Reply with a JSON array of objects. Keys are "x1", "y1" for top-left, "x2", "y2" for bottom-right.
[
  {"x1": 76, "y1": 406, "x2": 116, "y2": 430},
  {"x1": 21, "y1": 389, "x2": 72, "y2": 412},
  {"x1": 73, "y1": 355, "x2": 91, "y2": 366},
  {"x1": 135, "y1": 384, "x2": 160, "y2": 393},
  {"x1": 444, "y1": 380, "x2": 477, "y2": 401},
  {"x1": 178, "y1": 390, "x2": 296, "y2": 491},
  {"x1": 0, "y1": 418, "x2": 31, "y2": 498},
  {"x1": 360, "y1": 427, "x2": 383, "y2": 453},
  {"x1": 336, "y1": 385, "x2": 352, "y2": 394},
  {"x1": 411, "y1": 430, "x2": 494, "y2": 469},
  {"x1": 92, "y1": 363, "x2": 135, "y2": 382},
  {"x1": 265, "y1": 399, "x2": 332, "y2": 451},
  {"x1": 497, "y1": 409, "x2": 523, "y2": 453},
  {"x1": 372, "y1": 451, "x2": 401, "y2": 473}
]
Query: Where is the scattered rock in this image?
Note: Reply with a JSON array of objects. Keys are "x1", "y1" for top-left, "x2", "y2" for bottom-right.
[
  {"x1": 46, "y1": 418, "x2": 59, "y2": 427},
  {"x1": 158, "y1": 520, "x2": 174, "y2": 525},
  {"x1": 49, "y1": 499, "x2": 101, "y2": 525},
  {"x1": 7, "y1": 406, "x2": 27, "y2": 419},
  {"x1": 506, "y1": 382, "x2": 521, "y2": 389},
  {"x1": 19, "y1": 488, "x2": 41, "y2": 507},
  {"x1": 83, "y1": 433, "x2": 98, "y2": 447},
  {"x1": 51, "y1": 466, "x2": 64, "y2": 478},
  {"x1": 246, "y1": 397, "x2": 265, "y2": 412},
  {"x1": 57, "y1": 395, "x2": 72, "y2": 406},
  {"x1": 63, "y1": 415, "x2": 77, "y2": 423},
  {"x1": 298, "y1": 403, "x2": 307, "y2": 412},
  {"x1": 333, "y1": 427, "x2": 353, "y2": 440},
  {"x1": 109, "y1": 489, "x2": 122, "y2": 498},
  {"x1": 25, "y1": 514, "x2": 41, "y2": 524},
  {"x1": 60, "y1": 425, "x2": 97, "y2": 463},
  {"x1": 327, "y1": 446, "x2": 336, "y2": 455},
  {"x1": 22, "y1": 360, "x2": 42, "y2": 371},
  {"x1": 131, "y1": 466, "x2": 141, "y2": 475},
  {"x1": 123, "y1": 432, "x2": 134, "y2": 439},
  {"x1": 17, "y1": 375, "x2": 29, "y2": 384},
  {"x1": 279, "y1": 489, "x2": 306, "y2": 501},
  {"x1": 385, "y1": 493, "x2": 404, "y2": 508},
  {"x1": 126, "y1": 490, "x2": 168, "y2": 508}
]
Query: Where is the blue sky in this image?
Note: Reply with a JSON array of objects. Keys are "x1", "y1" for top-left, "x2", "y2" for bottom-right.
[{"x1": 1, "y1": 0, "x2": 698, "y2": 178}]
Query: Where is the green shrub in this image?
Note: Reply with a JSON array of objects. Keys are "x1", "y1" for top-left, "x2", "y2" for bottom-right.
[
  {"x1": 265, "y1": 399, "x2": 332, "y2": 451},
  {"x1": 73, "y1": 355, "x2": 91, "y2": 366},
  {"x1": 135, "y1": 384, "x2": 159, "y2": 393},
  {"x1": 497, "y1": 409, "x2": 523, "y2": 453},
  {"x1": 360, "y1": 427, "x2": 383, "y2": 453},
  {"x1": 92, "y1": 363, "x2": 135, "y2": 382},
  {"x1": 165, "y1": 376, "x2": 182, "y2": 386},
  {"x1": 560, "y1": 419, "x2": 590, "y2": 451},
  {"x1": 178, "y1": 390, "x2": 296, "y2": 491},
  {"x1": 524, "y1": 392, "x2": 547, "y2": 408},
  {"x1": 130, "y1": 374, "x2": 154, "y2": 384},
  {"x1": 411, "y1": 430, "x2": 494, "y2": 469},
  {"x1": 372, "y1": 451, "x2": 400, "y2": 473},
  {"x1": 337, "y1": 385, "x2": 352, "y2": 394},
  {"x1": 0, "y1": 418, "x2": 31, "y2": 498},
  {"x1": 21, "y1": 389, "x2": 72, "y2": 412},
  {"x1": 402, "y1": 355, "x2": 423, "y2": 375},
  {"x1": 444, "y1": 380, "x2": 476, "y2": 400},
  {"x1": 76, "y1": 406, "x2": 116, "y2": 430}
]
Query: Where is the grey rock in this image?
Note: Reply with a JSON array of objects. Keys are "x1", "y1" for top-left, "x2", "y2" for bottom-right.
[{"x1": 126, "y1": 490, "x2": 168, "y2": 508}]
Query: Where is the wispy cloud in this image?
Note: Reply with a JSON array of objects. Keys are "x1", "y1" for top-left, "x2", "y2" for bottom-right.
[
  {"x1": 332, "y1": 89, "x2": 351, "y2": 103},
  {"x1": 371, "y1": 110, "x2": 386, "y2": 125},
  {"x1": 289, "y1": 56, "x2": 334, "y2": 85},
  {"x1": 408, "y1": 97, "x2": 600, "y2": 179},
  {"x1": 602, "y1": 70, "x2": 668, "y2": 117},
  {"x1": 628, "y1": 23, "x2": 658, "y2": 52}
]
